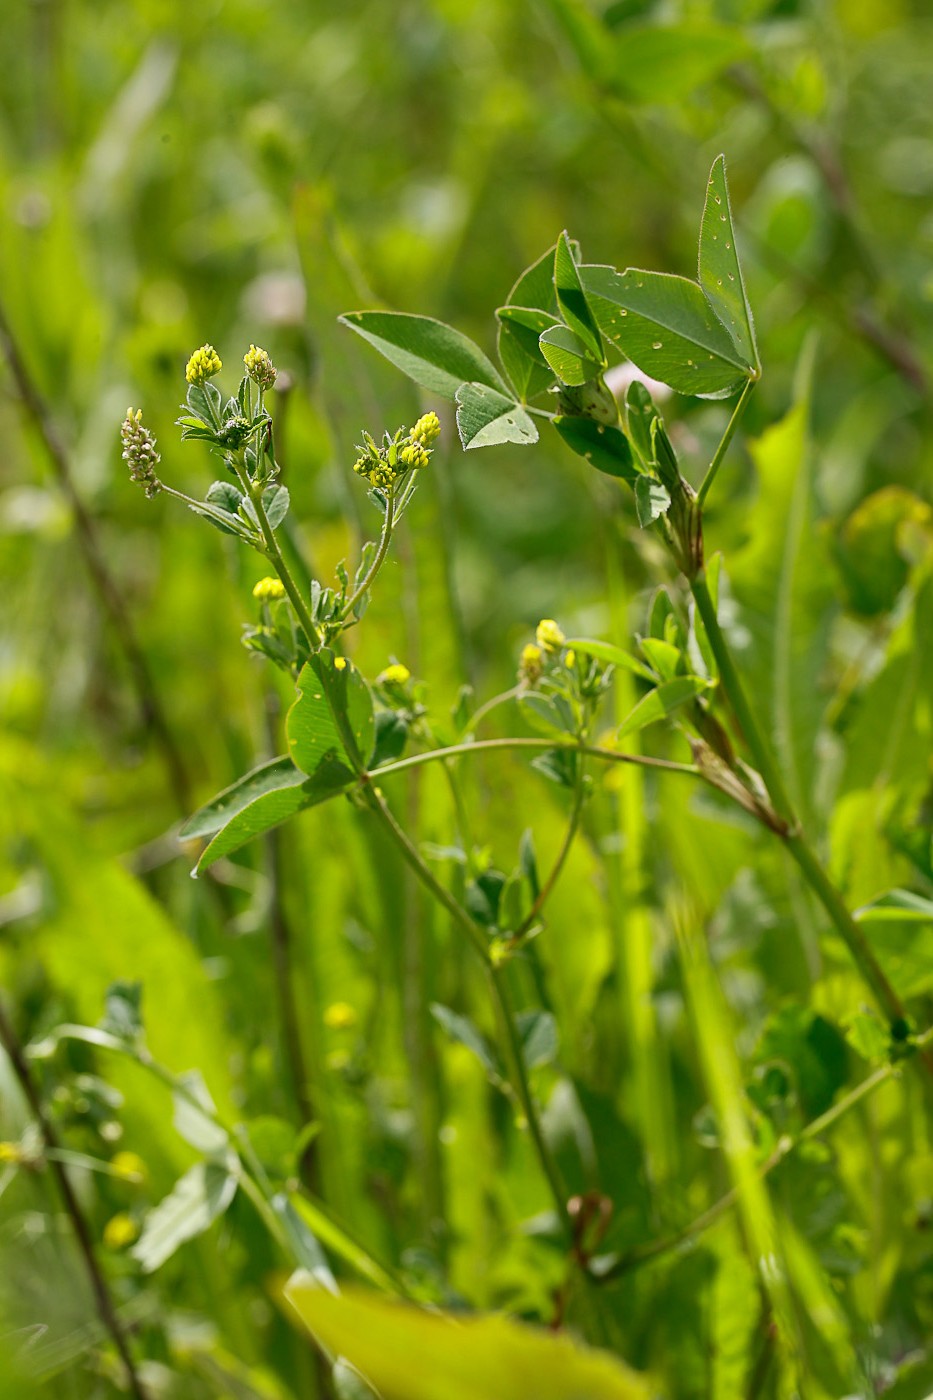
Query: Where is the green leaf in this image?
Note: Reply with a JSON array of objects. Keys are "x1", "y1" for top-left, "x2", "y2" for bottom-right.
[
  {"x1": 554, "y1": 231, "x2": 603, "y2": 360},
  {"x1": 607, "y1": 22, "x2": 749, "y2": 103},
  {"x1": 284, "y1": 1285, "x2": 652, "y2": 1400},
  {"x1": 180, "y1": 757, "x2": 304, "y2": 841},
  {"x1": 287, "y1": 652, "x2": 374, "y2": 778},
  {"x1": 100, "y1": 981, "x2": 144, "y2": 1042},
  {"x1": 133, "y1": 1158, "x2": 238, "y2": 1273},
  {"x1": 269, "y1": 1193, "x2": 337, "y2": 1292},
  {"x1": 582, "y1": 264, "x2": 749, "y2": 398},
  {"x1": 639, "y1": 637, "x2": 682, "y2": 681},
  {"x1": 854, "y1": 889, "x2": 933, "y2": 923},
  {"x1": 173, "y1": 1070, "x2": 229, "y2": 1156},
  {"x1": 496, "y1": 305, "x2": 559, "y2": 401},
  {"x1": 262, "y1": 483, "x2": 290, "y2": 529},
  {"x1": 538, "y1": 324, "x2": 602, "y2": 386},
  {"x1": 455, "y1": 382, "x2": 538, "y2": 450},
  {"x1": 634, "y1": 476, "x2": 671, "y2": 526},
  {"x1": 370, "y1": 710, "x2": 409, "y2": 768},
  {"x1": 519, "y1": 692, "x2": 576, "y2": 738},
  {"x1": 195, "y1": 766, "x2": 357, "y2": 873},
  {"x1": 625, "y1": 380, "x2": 657, "y2": 467},
  {"x1": 186, "y1": 380, "x2": 222, "y2": 427},
  {"x1": 564, "y1": 638, "x2": 656, "y2": 682},
  {"x1": 517, "y1": 1010, "x2": 559, "y2": 1070},
  {"x1": 617, "y1": 676, "x2": 710, "y2": 738},
  {"x1": 430, "y1": 1003, "x2": 503, "y2": 1083},
  {"x1": 338, "y1": 311, "x2": 507, "y2": 400},
  {"x1": 698, "y1": 155, "x2": 759, "y2": 373},
  {"x1": 553, "y1": 416, "x2": 638, "y2": 482}
]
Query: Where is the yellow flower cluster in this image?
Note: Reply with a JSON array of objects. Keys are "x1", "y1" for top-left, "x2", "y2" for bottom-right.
[
  {"x1": 185, "y1": 344, "x2": 222, "y2": 385},
  {"x1": 103, "y1": 1213, "x2": 138, "y2": 1250},
  {"x1": 378, "y1": 663, "x2": 411, "y2": 687},
  {"x1": 410, "y1": 411, "x2": 441, "y2": 445},
  {"x1": 535, "y1": 618, "x2": 566, "y2": 654},
  {"x1": 253, "y1": 576, "x2": 286, "y2": 602},
  {"x1": 353, "y1": 412, "x2": 441, "y2": 489},
  {"x1": 244, "y1": 344, "x2": 277, "y2": 390},
  {"x1": 518, "y1": 643, "x2": 543, "y2": 686},
  {"x1": 324, "y1": 1002, "x2": 358, "y2": 1030}
]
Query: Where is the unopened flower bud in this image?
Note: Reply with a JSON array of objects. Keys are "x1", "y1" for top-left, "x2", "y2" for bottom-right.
[
  {"x1": 519, "y1": 643, "x2": 543, "y2": 686},
  {"x1": 121, "y1": 408, "x2": 162, "y2": 498},
  {"x1": 185, "y1": 344, "x2": 222, "y2": 385},
  {"x1": 253, "y1": 576, "x2": 286, "y2": 602},
  {"x1": 378, "y1": 663, "x2": 411, "y2": 687},
  {"x1": 535, "y1": 618, "x2": 565, "y2": 654},
  {"x1": 399, "y1": 441, "x2": 429, "y2": 470},
  {"x1": 243, "y1": 344, "x2": 277, "y2": 390},
  {"x1": 410, "y1": 411, "x2": 441, "y2": 445}
]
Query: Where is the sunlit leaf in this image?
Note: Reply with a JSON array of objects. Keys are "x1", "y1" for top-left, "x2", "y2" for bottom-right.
[
  {"x1": 339, "y1": 311, "x2": 507, "y2": 400},
  {"x1": 455, "y1": 382, "x2": 538, "y2": 449}
]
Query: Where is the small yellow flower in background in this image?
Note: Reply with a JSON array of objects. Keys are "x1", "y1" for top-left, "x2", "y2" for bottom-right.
[
  {"x1": 518, "y1": 643, "x2": 543, "y2": 686},
  {"x1": 535, "y1": 618, "x2": 565, "y2": 655},
  {"x1": 324, "y1": 1001, "x2": 358, "y2": 1031},
  {"x1": 243, "y1": 344, "x2": 277, "y2": 390},
  {"x1": 564, "y1": 649, "x2": 576, "y2": 669},
  {"x1": 334, "y1": 657, "x2": 348, "y2": 671},
  {"x1": 103, "y1": 1213, "x2": 138, "y2": 1250},
  {"x1": 252, "y1": 576, "x2": 286, "y2": 603},
  {"x1": 399, "y1": 441, "x2": 429, "y2": 470},
  {"x1": 185, "y1": 344, "x2": 222, "y2": 385},
  {"x1": 0, "y1": 1141, "x2": 23, "y2": 1164},
  {"x1": 378, "y1": 663, "x2": 411, "y2": 687},
  {"x1": 410, "y1": 411, "x2": 441, "y2": 446},
  {"x1": 110, "y1": 1151, "x2": 146, "y2": 1184}
]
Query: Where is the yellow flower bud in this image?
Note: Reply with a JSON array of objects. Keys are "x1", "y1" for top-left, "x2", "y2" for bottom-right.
[
  {"x1": 103, "y1": 1213, "x2": 138, "y2": 1250},
  {"x1": 334, "y1": 657, "x2": 348, "y2": 671},
  {"x1": 324, "y1": 1001, "x2": 358, "y2": 1030},
  {"x1": 243, "y1": 344, "x2": 277, "y2": 390},
  {"x1": 519, "y1": 643, "x2": 543, "y2": 686},
  {"x1": 0, "y1": 1142, "x2": 23, "y2": 1164},
  {"x1": 110, "y1": 1151, "x2": 146, "y2": 1184},
  {"x1": 399, "y1": 441, "x2": 430, "y2": 470},
  {"x1": 535, "y1": 618, "x2": 565, "y2": 654},
  {"x1": 378, "y1": 663, "x2": 411, "y2": 687},
  {"x1": 252, "y1": 576, "x2": 286, "y2": 603},
  {"x1": 410, "y1": 411, "x2": 441, "y2": 446},
  {"x1": 185, "y1": 344, "x2": 222, "y2": 385}
]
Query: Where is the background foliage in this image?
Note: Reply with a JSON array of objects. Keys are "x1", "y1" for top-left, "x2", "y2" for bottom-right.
[{"x1": 2, "y1": 0, "x2": 933, "y2": 1396}]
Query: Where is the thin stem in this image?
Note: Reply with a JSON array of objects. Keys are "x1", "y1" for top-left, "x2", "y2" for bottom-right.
[
  {"x1": 690, "y1": 571, "x2": 920, "y2": 1042},
  {"x1": 231, "y1": 461, "x2": 320, "y2": 647},
  {"x1": 0, "y1": 299, "x2": 191, "y2": 814},
  {"x1": 342, "y1": 489, "x2": 396, "y2": 619},
  {"x1": 373, "y1": 735, "x2": 700, "y2": 782},
  {"x1": 461, "y1": 686, "x2": 520, "y2": 736},
  {"x1": 364, "y1": 786, "x2": 572, "y2": 1239},
  {"x1": 509, "y1": 756, "x2": 586, "y2": 944},
  {"x1": 0, "y1": 1004, "x2": 150, "y2": 1399},
  {"x1": 596, "y1": 1026, "x2": 932, "y2": 1281},
  {"x1": 697, "y1": 379, "x2": 756, "y2": 509}
]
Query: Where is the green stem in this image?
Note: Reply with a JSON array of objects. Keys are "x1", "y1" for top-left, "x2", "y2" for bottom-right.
[
  {"x1": 690, "y1": 571, "x2": 920, "y2": 1041},
  {"x1": 342, "y1": 489, "x2": 397, "y2": 619},
  {"x1": 697, "y1": 379, "x2": 756, "y2": 509},
  {"x1": 509, "y1": 756, "x2": 586, "y2": 944},
  {"x1": 231, "y1": 461, "x2": 321, "y2": 649},
  {"x1": 0, "y1": 1005, "x2": 150, "y2": 1400},
  {"x1": 374, "y1": 735, "x2": 699, "y2": 782},
  {"x1": 364, "y1": 787, "x2": 572, "y2": 1239}
]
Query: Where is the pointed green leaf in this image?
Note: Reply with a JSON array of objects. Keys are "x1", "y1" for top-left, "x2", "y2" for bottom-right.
[
  {"x1": 617, "y1": 676, "x2": 710, "y2": 738},
  {"x1": 854, "y1": 890, "x2": 933, "y2": 923},
  {"x1": 634, "y1": 476, "x2": 671, "y2": 526},
  {"x1": 565, "y1": 638, "x2": 657, "y2": 682},
  {"x1": 496, "y1": 305, "x2": 559, "y2": 401},
  {"x1": 195, "y1": 769, "x2": 357, "y2": 872},
  {"x1": 132, "y1": 1158, "x2": 238, "y2": 1273},
  {"x1": 339, "y1": 312, "x2": 506, "y2": 400},
  {"x1": 504, "y1": 243, "x2": 562, "y2": 316},
  {"x1": 553, "y1": 415, "x2": 638, "y2": 482},
  {"x1": 699, "y1": 155, "x2": 759, "y2": 373},
  {"x1": 455, "y1": 382, "x2": 538, "y2": 450},
  {"x1": 287, "y1": 651, "x2": 374, "y2": 777},
  {"x1": 517, "y1": 1010, "x2": 559, "y2": 1070},
  {"x1": 554, "y1": 231, "x2": 603, "y2": 361},
  {"x1": 582, "y1": 265, "x2": 749, "y2": 397},
  {"x1": 180, "y1": 756, "x2": 304, "y2": 842},
  {"x1": 284, "y1": 1285, "x2": 652, "y2": 1400},
  {"x1": 173, "y1": 1070, "x2": 228, "y2": 1156},
  {"x1": 430, "y1": 1003, "x2": 503, "y2": 1082},
  {"x1": 538, "y1": 324, "x2": 602, "y2": 386}
]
